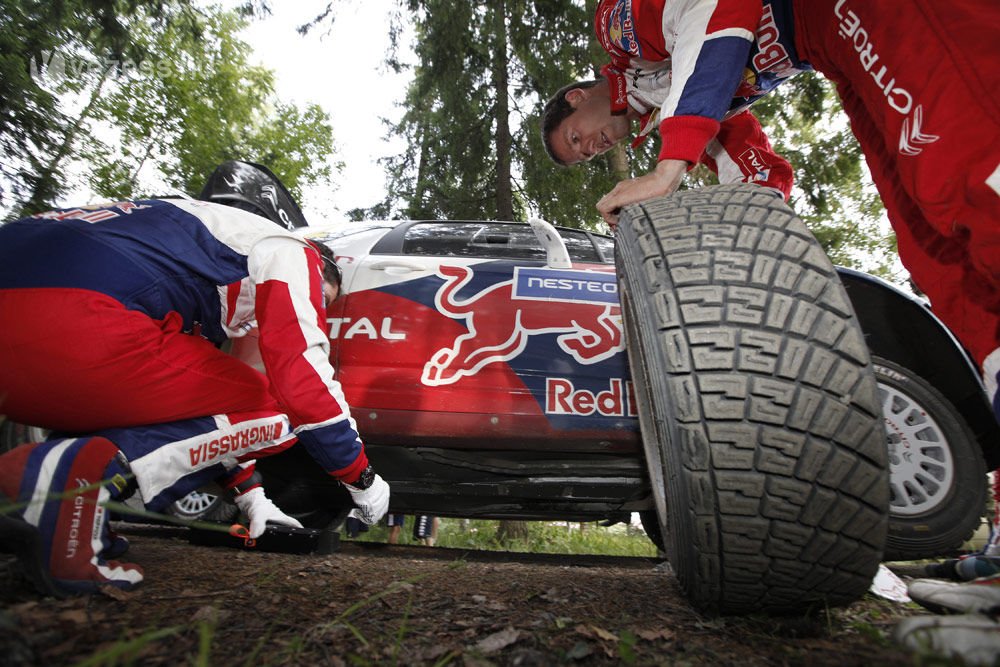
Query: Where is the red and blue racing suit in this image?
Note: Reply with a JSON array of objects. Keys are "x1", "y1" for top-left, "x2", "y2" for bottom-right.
[
  {"x1": 595, "y1": 0, "x2": 1000, "y2": 405},
  {"x1": 0, "y1": 198, "x2": 369, "y2": 513}
]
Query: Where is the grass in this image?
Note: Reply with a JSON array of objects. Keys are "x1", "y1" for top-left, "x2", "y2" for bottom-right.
[
  {"x1": 73, "y1": 626, "x2": 182, "y2": 666},
  {"x1": 346, "y1": 517, "x2": 660, "y2": 558}
]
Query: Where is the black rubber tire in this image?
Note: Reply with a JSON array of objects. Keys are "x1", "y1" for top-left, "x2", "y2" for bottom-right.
[
  {"x1": 874, "y1": 357, "x2": 988, "y2": 560},
  {"x1": 616, "y1": 184, "x2": 889, "y2": 614},
  {"x1": 639, "y1": 509, "x2": 666, "y2": 553}
]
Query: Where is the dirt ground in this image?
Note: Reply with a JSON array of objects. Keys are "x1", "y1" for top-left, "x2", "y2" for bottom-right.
[{"x1": 0, "y1": 524, "x2": 936, "y2": 666}]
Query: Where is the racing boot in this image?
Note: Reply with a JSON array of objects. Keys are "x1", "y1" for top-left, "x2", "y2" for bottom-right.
[{"x1": 0, "y1": 437, "x2": 144, "y2": 595}]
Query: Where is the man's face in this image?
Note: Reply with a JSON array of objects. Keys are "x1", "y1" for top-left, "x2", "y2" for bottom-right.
[
  {"x1": 550, "y1": 86, "x2": 631, "y2": 165},
  {"x1": 322, "y1": 279, "x2": 340, "y2": 306}
]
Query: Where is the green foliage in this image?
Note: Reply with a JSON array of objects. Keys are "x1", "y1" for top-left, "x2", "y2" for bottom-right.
[
  {"x1": 513, "y1": 0, "x2": 629, "y2": 231},
  {"x1": 86, "y1": 6, "x2": 335, "y2": 204},
  {"x1": 359, "y1": 0, "x2": 895, "y2": 274},
  {"x1": 362, "y1": 0, "x2": 620, "y2": 229},
  {"x1": 2, "y1": 2, "x2": 336, "y2": 218},
  {"x1": 73, "y1": 626, "x2": 182, "y2": 667},
  {"x1": 376, "y1": 2, "x2": 501, "y2": 220},
  {"x1": 1, "y1": 0, "x2": 123, "y2": 209},
  {"x1": 0, "y1": 0, "x2": 204, "y2": 216},
  {"x1": 349, "y1": 518, "x2": 659, "y2": 557}
]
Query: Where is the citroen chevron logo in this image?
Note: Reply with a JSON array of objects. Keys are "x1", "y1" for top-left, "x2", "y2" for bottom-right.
[{"x1": 899, "y1": 105, "x2": 939, "y2": 157}]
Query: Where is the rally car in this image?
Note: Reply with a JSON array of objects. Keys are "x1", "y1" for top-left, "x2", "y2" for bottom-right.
[
  {"x1": 220, "y1": 203, "x2": 997, "y2": 573},
  {"x1": 1, "y1": 184, "x2": 996, "y2": 613}
]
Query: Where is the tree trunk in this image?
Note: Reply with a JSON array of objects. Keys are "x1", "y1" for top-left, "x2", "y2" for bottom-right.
[
  {"x1": 495, "y1": 520, "x2": 529, "y2": 545},
  {"x1": 608, "y1": 143, "x2": 629, "y2": 180},
  {"x1": 20, "y1": 66, "x2": 113, "y2": 216},
  {"x1": 491, "y1": 0, "x2": 513, "y2": 220}
]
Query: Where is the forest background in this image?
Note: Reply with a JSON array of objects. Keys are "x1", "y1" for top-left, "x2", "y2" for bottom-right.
[{"x1": 0, "y1": 0, "x2": 898, "y2": 278}]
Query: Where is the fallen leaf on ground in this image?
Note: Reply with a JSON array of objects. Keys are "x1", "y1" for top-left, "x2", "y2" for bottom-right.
[
  {"x1": 474, "y1": 627, "x2": 520, "y2": 654},
  {"x1": 98, "y1": 585, "x2": 134, "y2": 602},
  {"x1": 191, "y1": 605, "x2": 231, "y2": 624},
  {"x1": 575, "y1": 624, "x2": 618, "y2": 642},
  {"x1": 57, "y1": 609, "x2": 89, "y2": 624}
]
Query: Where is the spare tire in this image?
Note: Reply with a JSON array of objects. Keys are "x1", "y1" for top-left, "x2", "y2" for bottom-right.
[{"x1": 616, "y1": 184, "x2": 889, "y2": 614}]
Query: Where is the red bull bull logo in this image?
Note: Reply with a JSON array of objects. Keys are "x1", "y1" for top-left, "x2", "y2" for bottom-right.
[{"x1": 422, "y1": 265, "x2": 625, "y2": 386}]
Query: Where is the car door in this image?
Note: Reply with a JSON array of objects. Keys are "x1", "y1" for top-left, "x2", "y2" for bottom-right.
[{"x1": 332, "y1": 221, "x2": 638, "y2": 452}]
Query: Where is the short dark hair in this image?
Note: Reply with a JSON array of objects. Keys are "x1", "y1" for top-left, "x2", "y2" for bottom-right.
[
  {"x1": 540, "y1": 78, "x2": 603, "y2": 166},
  {"x1": 309, "y1": 240, "x2": 341, "y2": 288}
]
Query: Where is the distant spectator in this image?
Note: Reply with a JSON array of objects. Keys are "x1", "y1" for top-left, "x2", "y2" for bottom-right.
[
  {"x1": 387, "y1": 514, "x2": 406, "y2": 544},
  {"x1": 413, "y1": 515, "x2": 440, "y2": 546}
]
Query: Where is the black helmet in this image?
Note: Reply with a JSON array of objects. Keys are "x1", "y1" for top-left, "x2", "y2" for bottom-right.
[{"x1": 198, "y1": 160, "x2": 309, "y2": 230}]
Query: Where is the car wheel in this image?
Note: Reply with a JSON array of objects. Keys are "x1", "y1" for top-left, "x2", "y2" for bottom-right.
[
  {"x1": 616, "y1": 184, "x2": 889, "y2": 614},
  {"x1": 639, "y1": 509, "x2": 665, "y2": 552},
  {"x1": 166, "y1": 488, "x2": 237, "y2": 524},
  {"x1": 874, "y1": 357, "x2": 988, "y2": 560}
]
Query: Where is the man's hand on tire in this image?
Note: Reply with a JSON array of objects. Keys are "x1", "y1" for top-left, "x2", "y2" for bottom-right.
[
  {"x1": 234, "y1": 486, "x2": 304, "y2": 538},
  {"x1": 596, "y1": 158, "x2": 688, "y2": 228}
]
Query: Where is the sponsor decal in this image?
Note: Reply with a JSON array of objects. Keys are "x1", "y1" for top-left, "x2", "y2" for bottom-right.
[
  {"x1": 33, "y1": 201, "x2": 149, "y2": 223},
  {"x1": 512, "y1": 267, "x2": 618, "y2": 305},
  {"x1": 598, "y1": 0, "x2": 639, "y2": 58},
  {"x1": 262, "y1": 185, "x2": 296, "y2": 230},
  {"x1": 898, "y1": 105, "x2": 939, "y2": 157},
  {"x1": 65, "y1": 478, "x2": 88, "y2": 559},
  {"x1": 752, "y1": 4, "x2": 790, "y2": 72},
  {"x1": 188, "y1": 423, "x2": 282, "y2": 467},
  {"x1": 545, "y1": 378, "x2": 637, "y2": 417},
  {"x1": 601, "y1": 64, "x2": 630, "y2": 114},
  {"x1": 328, "y1": 317, "x2": 406, "y2": 340},
  {"x1": 422, "y1": 265, "x2": 624, "y2": 386},
  {"x1": 260, "y1": 184, "x2": 279, "y2": 210},
  {"x1": 833, "y1": 0, "x2": 939, "y2": 155},
  {"x1": 736, "y1": 147, "x2": 770, "y2": 182},
  {"x1": 735, "y1": 67, "x2": 759, "y2": 97}
]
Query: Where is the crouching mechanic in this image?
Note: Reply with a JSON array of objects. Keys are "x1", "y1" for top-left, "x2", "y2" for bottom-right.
[{"x1": 0, "y1": 161, "x2": 390, "y2": 595}]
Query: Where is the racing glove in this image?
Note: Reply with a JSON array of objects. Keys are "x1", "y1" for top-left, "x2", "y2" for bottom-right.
[
  {"x1": 344, "y1": 465, "x2": 390, "y2": 525},
  {"x1": 234, "y1": 487, "x2": 304, "y2": 538}
]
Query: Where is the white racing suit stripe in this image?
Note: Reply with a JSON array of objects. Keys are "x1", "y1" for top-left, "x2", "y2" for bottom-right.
[
  {"x1": 22, "y1": 438, "x2": 78, "y2": 528},
  {"x1": 92, "y1": 486, "x2": 143, "y2": 586}
]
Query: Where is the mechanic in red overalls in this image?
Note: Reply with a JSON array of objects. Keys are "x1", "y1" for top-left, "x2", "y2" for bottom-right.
[
  {"x1": 543, "y1": 0, "x2": 1000, "y2": 552},
  {"x1": 0, "y1": 162, "x2": 390, "y2": 595},
  {"x1": 545, "y1": 0, "x2": 1000, "y2": 388}
]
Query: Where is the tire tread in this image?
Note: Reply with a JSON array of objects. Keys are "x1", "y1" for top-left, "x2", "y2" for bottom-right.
[{"x1": 617, "y1": 184, "x2": 889, "y2": 613}]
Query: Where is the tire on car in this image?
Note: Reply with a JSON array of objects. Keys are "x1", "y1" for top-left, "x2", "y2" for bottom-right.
[
  {"x1": 616, "y1": 184, "x2": 889, "y2": 614},
  {"x1": 875, "y1": 357, "x2": 988, "y2": 560}
]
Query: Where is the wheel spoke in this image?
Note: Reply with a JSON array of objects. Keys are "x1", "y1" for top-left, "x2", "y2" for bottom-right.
[{"x1": 881, "y1": 383, "x2": 953, "y2": 517}]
